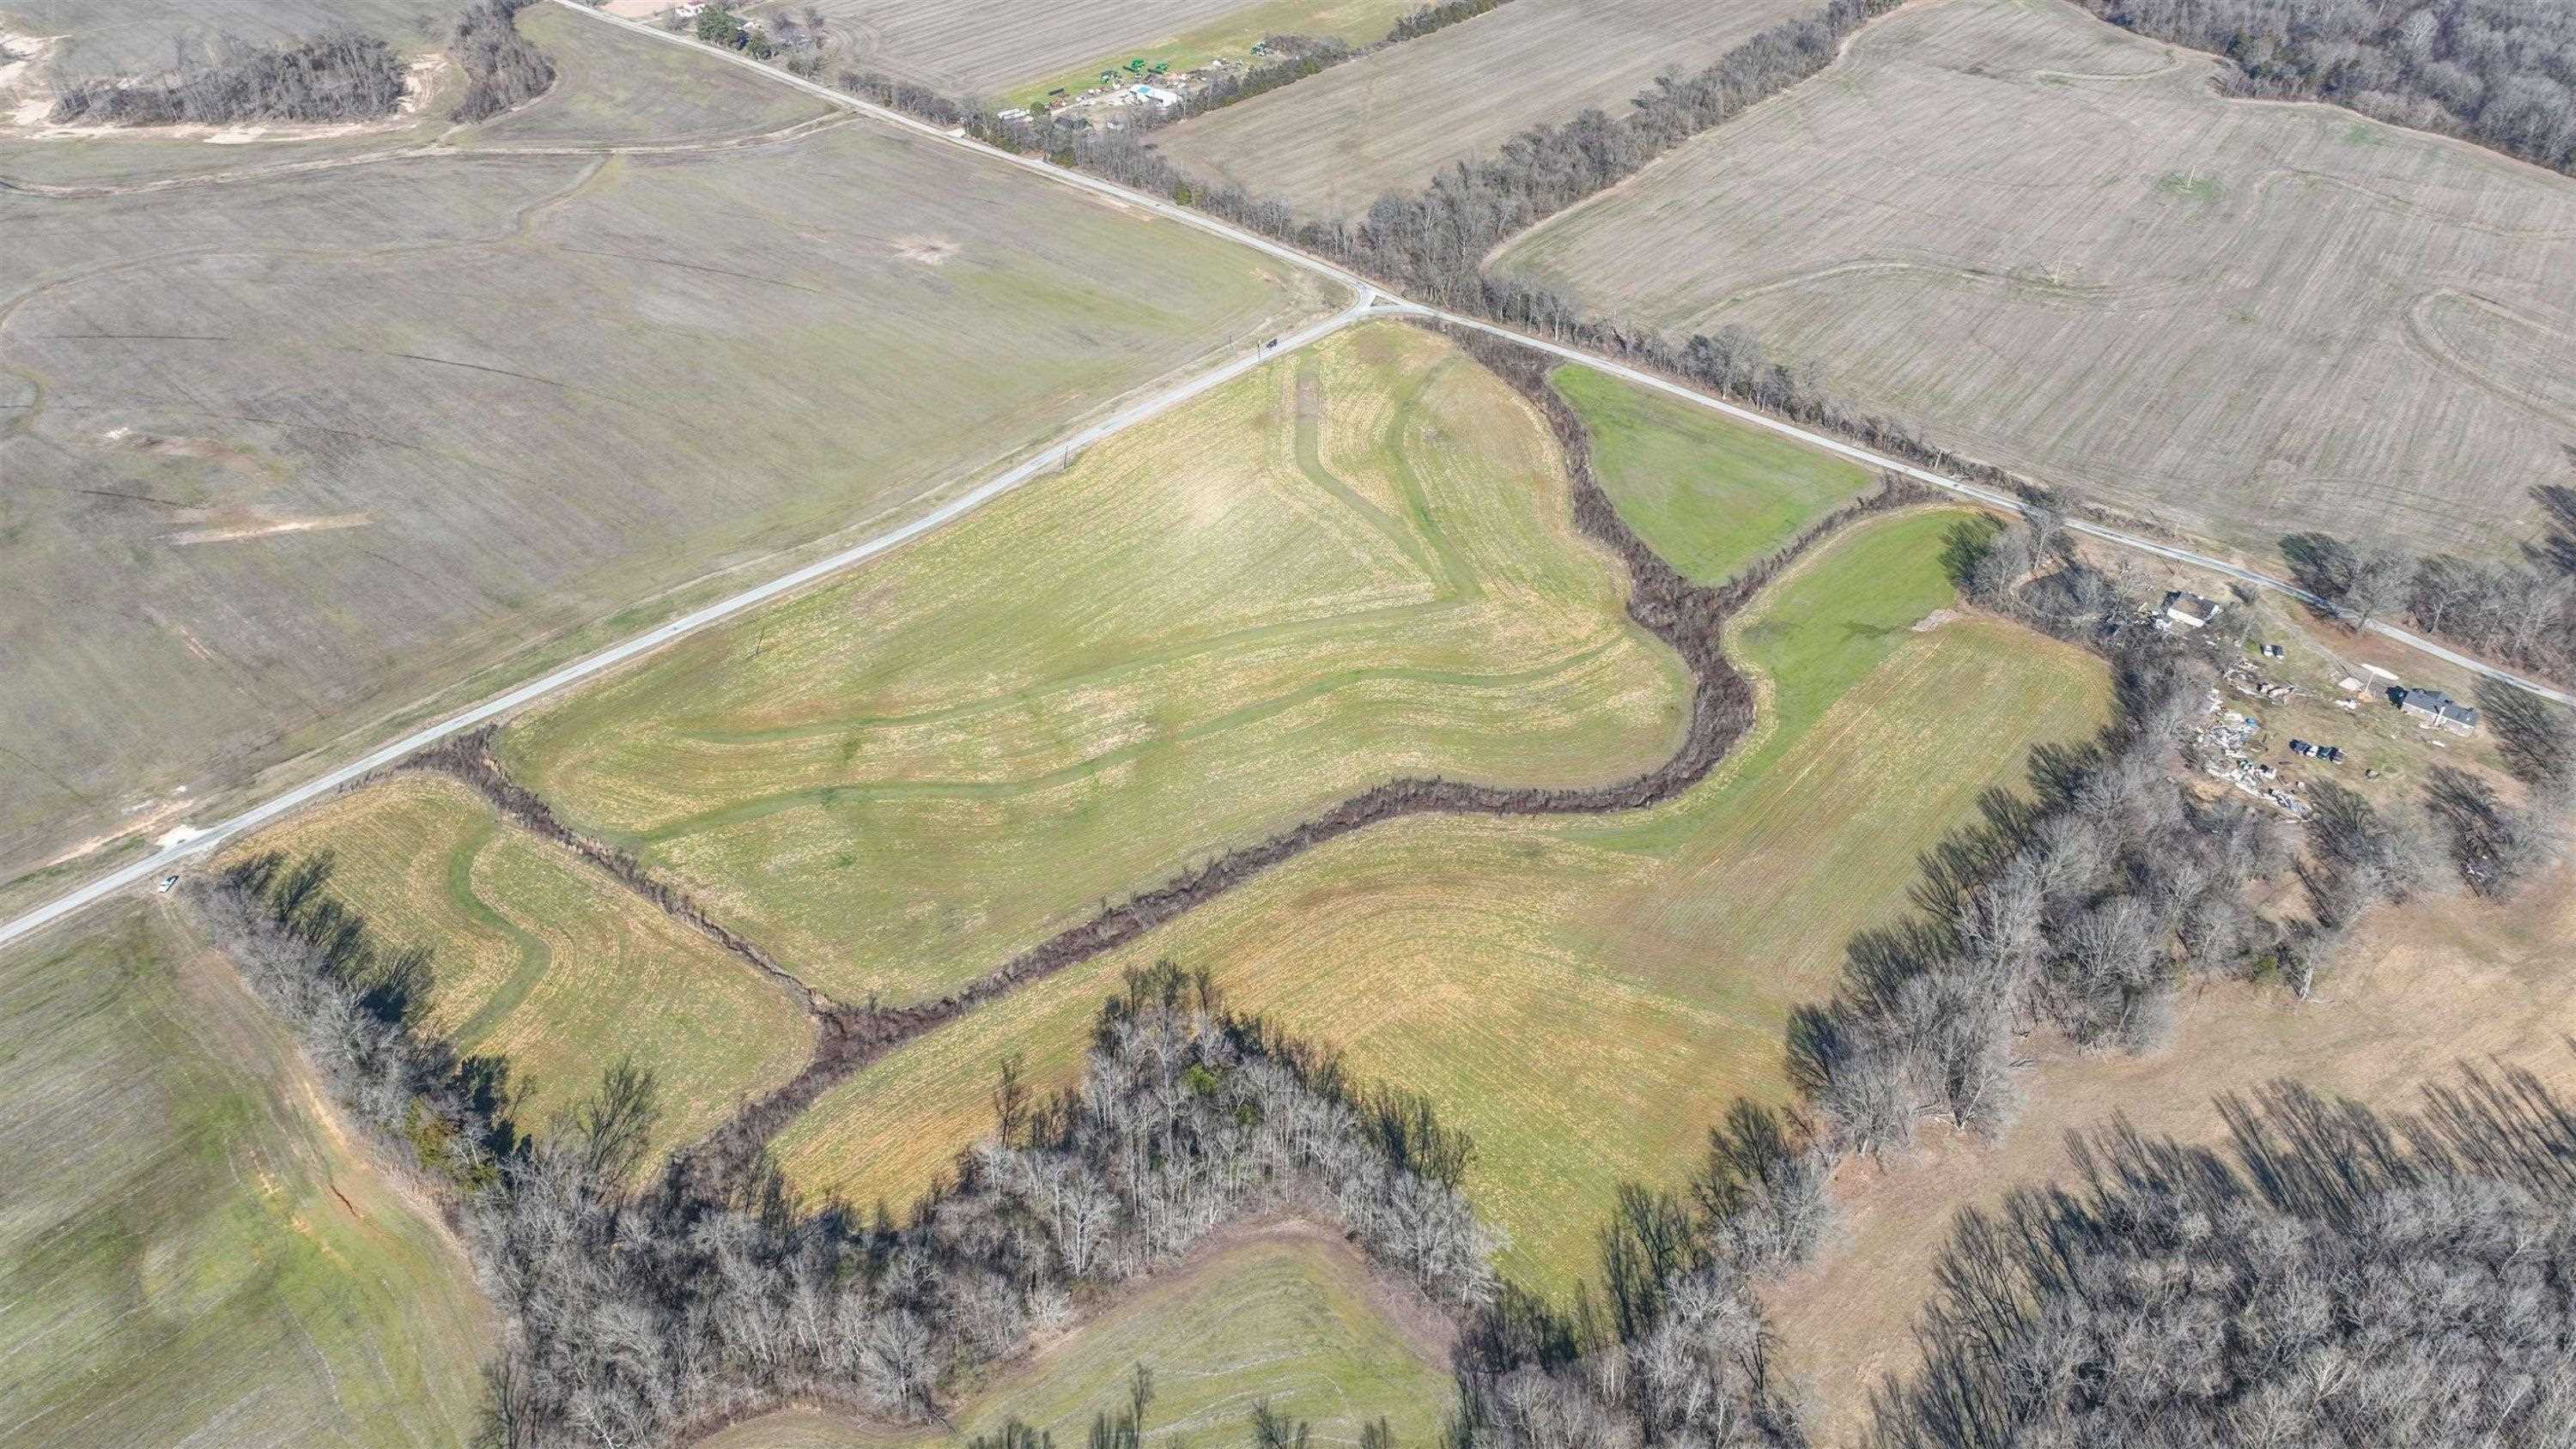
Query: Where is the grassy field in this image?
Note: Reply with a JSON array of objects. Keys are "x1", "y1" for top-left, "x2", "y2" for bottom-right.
[
  {"x1": 702, "y1": 1221, "x2": 1454, "y2": 1446},
  {"x1": 0, "y1": 902, "x2": 489, "y2": 1448},
  {"x1": 1155, "y1": 0, "x2": 1815, "y2": 219},
  {"x1": 1771, "y1": 864, "x2": 2576, "y2": 1439},
  {"x1": 498, "y1": 322, "x2": 1691, "y2": 1007},
  {"x1": 233, "y1": 774, "x2": 814, "y2": 1164},
  {"x1": 0, "y1": 93, "x2": 1331, "y2": 909},
  {"x1": 1492, "y1": 0, "x2": 2576, "y2": 562},
  {"x1": 1558, "y1": 361, "x2": 1878, "y2": 583},
  {"x1": 774, "y1": 505, "x2": 2111, "y2": 1291}
]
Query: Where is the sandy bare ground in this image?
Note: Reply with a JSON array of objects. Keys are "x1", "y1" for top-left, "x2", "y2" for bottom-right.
[
  {"x1": 1157, "y1": 0, "x2": 1814, "y2": 221},
  {"x1": 1491, "y1": 0, "x2": 2576, "y2": 562},
  {"x1": 1768, "y1": 865, "x2": 2576, "y2": 1440}
]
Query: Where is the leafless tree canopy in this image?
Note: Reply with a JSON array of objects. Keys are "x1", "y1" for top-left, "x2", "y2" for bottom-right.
[
  {"x1": 450, "y1": 0, "x2": 556, "y2": 124},
  {"x1": 2082, "y1": 0, "x2": 2576, "y2": 176},
  {"x1": 49, "y1": 30, "x2": 409, "y2": 125},
  {"x1": 1869, "y1": 1069, "x2": 2576, "y2": 1447}
]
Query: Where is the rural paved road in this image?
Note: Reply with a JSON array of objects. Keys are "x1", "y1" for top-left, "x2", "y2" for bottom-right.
[
  {"x1": 0, "y1": 294, "x2": 1380, "y2": 952},
  {"x1": 539, "y1": 0, "x2": 2576, "y2": 712},
  {"x1": 3, "y1": 8, "x2": 2563, "y2": 950}
]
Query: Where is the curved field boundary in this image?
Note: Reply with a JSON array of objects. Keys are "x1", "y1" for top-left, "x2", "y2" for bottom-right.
[{"x1": 623, "y1": 322, "x2": 1931, "y2": 1189}]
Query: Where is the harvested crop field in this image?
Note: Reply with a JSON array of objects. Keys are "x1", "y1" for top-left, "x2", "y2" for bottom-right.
[
  {"x1": 0, "y1": 0, "x2": 436, "y2": 82},
  {"x1": 0, "y1": 4, "x2": 829, "y2": 188},
  {"x1": 0, "y1": 901, "x2": 489, "y2": 1447},
  {"x1": 0, "y1": 85, "x2": 1332, "y2": 906},
  {"x1": 230, "y1": 774, "x2": 814, "y2": 1165},
  {"x1": 1492, "y1": 0, "x2": 2576, "y2": 561},
  {"x1": 1153, "y1": 0, "x2": 1815, "y2": 220},
  {"x1": 765, "y1": 0, "x2": 1404, "y2": 104},
  {"x1": 1771, "y1": 866, "x2": 2576, "y2": 1440},
  {"x1": 497, "y1": 322, "x2": 1690, "y2": 1008},
  {"x1": 775, "y1": 504, "x2": 2111, "y2": 1290},
  {"x1": 701, "y1": 1219, "x2": 1453, "y2": 1446}
]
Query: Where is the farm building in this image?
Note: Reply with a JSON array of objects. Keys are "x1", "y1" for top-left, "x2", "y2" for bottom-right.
[
  {"x1": 2397, "y1": 688, "x2": 2479, "y2": 734},
  {"x1": 2160, "y1": 591, "x2": 2221, "y2": 628},
  {"x1": 1131, "y1": 83, "x2": 1182, "y2": 110}
]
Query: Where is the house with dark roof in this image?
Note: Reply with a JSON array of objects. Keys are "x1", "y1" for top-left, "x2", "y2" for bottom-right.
[{"x1": 2397, "y1": 688, "x2": 2479, "y2": 734}]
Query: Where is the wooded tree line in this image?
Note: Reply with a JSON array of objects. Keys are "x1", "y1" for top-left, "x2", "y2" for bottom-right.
[
  {"x1": 1449, "y1": 1104, "x2": 1832, "y2": 1446},
  {"x1": 2281, "y1": 485, "x2": 2576, "y2": 699},
  {"x1": 2081, "y1": 0, "x2": 2576, "y2": 175},
  {"x1": 48, "y1": 29, "x2": 410, "y2": 124},
  {"x1": 449, "y1": 0, "x2": 555, "y2": 124},
  {"x1": 1869, "y1": 1068, "x2": 2576, "y2": 1446}
]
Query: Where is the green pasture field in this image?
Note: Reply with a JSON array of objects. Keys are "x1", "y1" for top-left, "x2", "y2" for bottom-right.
[
  {"x1": 0, "y1": 84, "x2": 1329, "y2": 909},
  {"x1": 775, "y1": 506, "x2": 2111, "y2": 1291},
  {"x1": 0, "y1": 903, "x2": 489, "y2": 1447},
  {"x1": 1559, "y1": 361, "x2": 1874, "y2": 583},
  {"x1": 236, "y1": 774, "x2": 814, "y2": 1165},
  {"x1": 498, "y1": 321, "x2": 1690, "y2": 1007},
  {"x1": 699, "y1": 1222, "x2": 1451, "y2": 1446}
]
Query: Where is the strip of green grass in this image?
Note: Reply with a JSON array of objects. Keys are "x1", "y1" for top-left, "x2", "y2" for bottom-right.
[
  {"x1": 1555, "y1": 361, "x2": 1874, "y2": 585},
  {"x1": 999, "y1": 0, "x2": 1416, "y2": 108}
]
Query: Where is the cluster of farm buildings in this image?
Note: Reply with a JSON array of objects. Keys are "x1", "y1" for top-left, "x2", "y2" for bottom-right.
[
  {"x1": 996, "y1": 51, "x2": 1269, "y2": 129},
  {"x1": 2163, "y1": 590, "x2": 2482, "y2": 819}
]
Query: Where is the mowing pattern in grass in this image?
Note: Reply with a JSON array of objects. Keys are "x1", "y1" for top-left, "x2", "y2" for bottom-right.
[
  {"x1": 499, "y1": 322, "x2": 1690, "y2": 1009},
  {"x1": 776, "y1": 504, "x2": 2107, "y2": 1290},
  {"x1": 0, "y1": 106, "x2": 1328, "y2": 897},
  {"x1": 1491, "y1": 0, "x2": 2576, "y2": 560},
  {"x1": 1154, "y1": 0, "x2": 1814, "y2": 220},
  {"x1": 0, "y1": 903, "x2": 489, "y2": 1448},
  {"x1": 701, "y1": 1222, "x2": 1453, "y2": 1446},
  {"x1": 237, "y1": 774, "x2": 814, "y2": 1164}
]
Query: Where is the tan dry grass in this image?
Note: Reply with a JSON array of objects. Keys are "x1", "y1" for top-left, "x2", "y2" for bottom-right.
[
  {"x1": 1157, "y1": 0, "x2": 1816, "y2": 220},
  {"x1": 237, "y1": 775, "x2": 815, "y2": 1165},
  {"x1": 771, "y1": 509, "x2": 2111, "y2": 1290},
  {"x1": 1771, "y1": 870, "x2": 2576, "y2": 1441},
  {"x1": 1492, "y1": 0, "x2": 2576, "y2": 562}
]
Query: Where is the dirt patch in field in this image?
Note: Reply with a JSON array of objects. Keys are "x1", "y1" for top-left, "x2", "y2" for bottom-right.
[
  {"x1": 167, "y1": 508, "x2": 374, "y2": 545},
  {"x1": 890, "y1": 234, "x2": 959, "y2": 266},
  {"x1": 1908, "y1": 605, "x2": 1960, "y2": 632}
]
